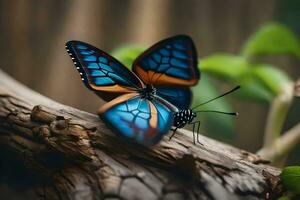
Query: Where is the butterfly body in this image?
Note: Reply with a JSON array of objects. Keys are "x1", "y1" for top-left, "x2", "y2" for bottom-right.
[
  {"x1": 139, "y1": 84, "x2": 157, "y2": 100},
  {"x1": 170, "y1": 109, "x2": 201, "y2": 144},
  {"x1": 173, "y1": 109, "x2": 196, "y2": 128},
  {"x1": 66, "y1": 35, "x2": 200, "y2": 146}
]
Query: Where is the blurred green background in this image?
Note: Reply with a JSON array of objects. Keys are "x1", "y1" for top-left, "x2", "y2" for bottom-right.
[{"x1": 0, "y1": 0, "x2": 299, "y2": 164}]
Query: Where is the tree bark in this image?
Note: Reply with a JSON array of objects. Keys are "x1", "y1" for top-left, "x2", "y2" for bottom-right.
[{"x1": 0, "y1": 69, "x2": 283, "y2": 200}]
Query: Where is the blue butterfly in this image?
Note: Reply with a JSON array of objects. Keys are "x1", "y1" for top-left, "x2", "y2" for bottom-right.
[{"x1": 65, "y1": 35, "x2": 200, "y2": 146}]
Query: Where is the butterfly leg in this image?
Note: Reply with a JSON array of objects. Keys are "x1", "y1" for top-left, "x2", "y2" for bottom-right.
[
  {"x1": 195, "y1": 121, "x2": 203, "y2": 145},
  {"x1": 190, "y1": 122, "x2": 196, "y2": 144},
  {"x1": 169, "y1": 127, "x2": 178, "y2": 141},
  {"x1": 190, "y1": 121, "x2": 202, "y2": 145}
]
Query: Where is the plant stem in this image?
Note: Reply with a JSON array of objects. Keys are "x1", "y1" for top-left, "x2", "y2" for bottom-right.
[
  {"x1": 257, "y1": 122, "x2": 300, "y2": 163},
  {"x1": 262, "y1": 82, "x2": 294, "y2": 149},
  {"x1": 295, "y1": 78, "x2": 300, "y2": 97},
  {"x1": 257, "y1": 81, "x2": 298, "y2": 165}
]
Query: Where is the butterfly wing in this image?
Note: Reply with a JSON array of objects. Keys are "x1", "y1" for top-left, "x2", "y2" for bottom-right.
[
  {"x1": 156, "y1": 87, "x2": 192, "y2": 110},
  {"x1": 132, "y1": 35, "x2": 200, "y2": 87},
  {"x1": 99, "y1": 93, "x2": 173, "y2": 146},
  {"x1": 66, "y1": 41, "x2": 144, "y2": 96}
]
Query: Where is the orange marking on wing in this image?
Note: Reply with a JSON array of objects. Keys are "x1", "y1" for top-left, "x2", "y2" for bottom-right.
[
  {"x1": 135, "y1": 66, "x2": 198, "y2": 86},
  {"x1": 135, "y1": 66, "x2": 150, "y2": 84},
  {"x1": 98, "y1": 93, "x2": 138, "y2": 114},
  {"x1": 142, "y1": 102, "x2": 159, "y2": 139},
  {"x1": 90, "y1": 84, "x2": 136, "y2": 93},
  {"x1": 158, "y1": 73, "x2": 198, "y2": 86},
  {"x1": 149, "y1": 102, "x2": 158, "y2": 128}
]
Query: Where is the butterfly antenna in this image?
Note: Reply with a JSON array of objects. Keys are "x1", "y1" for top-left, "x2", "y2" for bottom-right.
[
  {"x1": 195, "y1": 110, "x2": 238, "y2": 116},
  {"x1": 192, "y1": 85, "x2": 240, "y2": 110}
]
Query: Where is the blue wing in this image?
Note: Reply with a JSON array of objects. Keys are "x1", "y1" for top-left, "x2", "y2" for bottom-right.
[
  {"x1": 156, "y1": 87, "x2": 192, "y2": 110},
  {"x1": 66, "y1": 41, "x2": 144, "y2": 94},
  {"x1": 133, "y1": 35, "x2": 200, "y2": 87},
  {"x1": 98, "y1": 93, "x2": 173, "y2": 146}
]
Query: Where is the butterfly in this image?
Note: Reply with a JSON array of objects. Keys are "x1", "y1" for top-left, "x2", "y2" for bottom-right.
[{"x1": 65, "y1": 35, "x2": 200, "y2": 146}]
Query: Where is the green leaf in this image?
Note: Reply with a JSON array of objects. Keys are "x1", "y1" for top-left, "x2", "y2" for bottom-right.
[
  {"x1": 242, "y1": 23, "x2": 300, "y2": 59},
  {"x1": 111, "y1": 46, "x2": 145, "y2": 68},
  {"x1": 280, "y1": 166, "x2": 300, "y2": 194},
  {"x1": 251, "y1": 64, "x2": 291, "y2": 95},
  {"x1": 226, "y1": 64, "x2": 290, "y2": 103},
  {"x1": 199, "y1": 54, "x2": 287, "y2": 103},
  {"x1": 235, "y1": 71, "x2": 274, "y2": 103},
  {"x1": 200, "y1": 54, "x2": 249, "y2": 81},
  {"x1": 277, "y1": 196, "x2": 290, "y2": 200},
  {"x1": 192, "y1": 75, "x2": 236, "y2": 140}
]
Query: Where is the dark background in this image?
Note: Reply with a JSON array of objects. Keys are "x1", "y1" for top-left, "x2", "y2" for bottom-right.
[{"x1": 0, "y1": 0, "x2": 299, "y2": 162}]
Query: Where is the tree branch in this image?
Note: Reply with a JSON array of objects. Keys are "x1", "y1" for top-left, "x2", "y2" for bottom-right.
[{"x1": 0, "y1": 69, "x2": 283, "y2": 200}]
